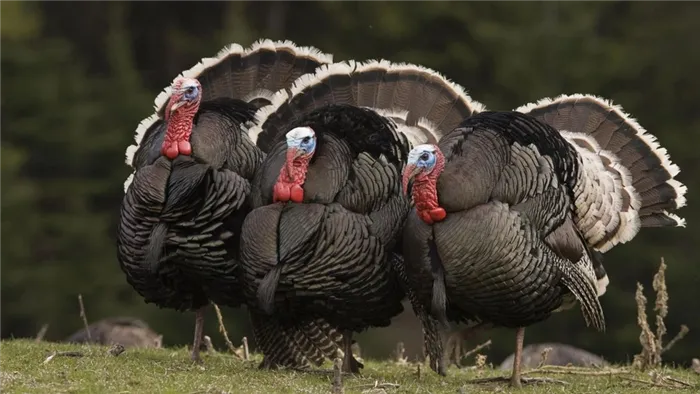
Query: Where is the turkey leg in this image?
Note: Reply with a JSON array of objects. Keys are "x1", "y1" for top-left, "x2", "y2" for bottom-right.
[
  {"x1": 510, "y1": 327, "x2": 525, "y2": 388},
  {"x1": 342, "y1": 330, "x2": 362, "y2": 374},
  {"x1": 191, "y1": 306, "x2": 206, "y2": 363},
  {"x1": 465, "y1": 326, "x2": 567, "y2": 386}
]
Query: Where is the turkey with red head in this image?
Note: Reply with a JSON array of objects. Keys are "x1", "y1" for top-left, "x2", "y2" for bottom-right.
[
  {"x1": 118, "y1": 39, "x2": 347, "y2": 367},
  {"x1": 240, "y1": 60, "x2": 486, "y2": 372},
  {"x1": 401, "y1": 96, "x2": 687, "y2": 386}
]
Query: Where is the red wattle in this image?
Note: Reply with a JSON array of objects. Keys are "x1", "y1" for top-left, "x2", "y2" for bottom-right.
[
  {"x1": 178, "y1": 140, "x2": 192, "y2": 156},
  {"x1": 430, "y1": 207, "x2": 447, "y2": 222},
  {"x1": 163, "y1": 143, "x2": 179, "y2": 160},
  {"x1": 290, "y1": 184, "x2": 304, "y2": 203},
  {"x1": 273, "y1": 183, "x2": 290, "y2": 203}
]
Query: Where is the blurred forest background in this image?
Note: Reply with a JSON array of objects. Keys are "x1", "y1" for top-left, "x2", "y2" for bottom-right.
[{"x1": 2, "y1": 1, "x2": 698, "y2": 367}]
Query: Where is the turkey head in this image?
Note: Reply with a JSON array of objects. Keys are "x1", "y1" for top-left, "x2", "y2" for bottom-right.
[
  {"x1": 402, "y1": 144, "x2": 447, "y2": 224},
  {"x1": 273, "y1": 126, "x2": 317, "y2": 203},
  {"x1": 162, "y1": 78, "x2": 202, "y2": 160}
]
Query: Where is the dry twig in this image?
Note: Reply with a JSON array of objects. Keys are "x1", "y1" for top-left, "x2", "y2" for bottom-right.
[
  {"x1": 332, "y1": 351, "x2": 344, "y2": 394},
  {"x1": 203, "y1": 335, "x2": 216, "y2": 353},
  {"x1": 78, "y1": 294, "x2": 91, "y2": 342},
  {"x1": 242, "y1": 337, "x2": 250, "y2": 361},
  {"x1": 691, "y1": 358, "x2": 700, "y2": 374},
  {"x1": 662, "y1": 325, "x2": 689, "y2": 354},
  {"x1": 632, "y1": 258, "x2": 689, "y2": 371},
  {"x1": 394, "y1": 342, "x2": 407, "y2": 364},
  {"x1": 537, "y1": 346, "x2": 553, "y2": 368},
  {"x1": 212, "y1": 303, "x2": 238, "y2": 356},
  {"x1": 35, "y1": 324, "x2": 49, "y2": 342},
  {"x1": 462, "y1": 339, "x2": 492, "y2": 362}
]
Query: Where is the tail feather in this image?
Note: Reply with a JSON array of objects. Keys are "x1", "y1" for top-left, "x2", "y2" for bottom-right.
[
  {"x1": 517, "y1": 94, "x2": 687, "y2": 252},
  {"x1": 250, "y1": 311, "x2": 345, "y2": 369},
  {"x1": 558, "y1": 261, "x2": 606, "y2": 332},
  {"x1": 124, "y1": 39, "x2": 333, "y2": 174},
  {"x1": 248, "y1": 60, "x2": 485, "y2": 153}
]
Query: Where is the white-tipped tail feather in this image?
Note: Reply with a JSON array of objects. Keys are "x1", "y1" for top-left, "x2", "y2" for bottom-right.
[
  {"x1": 247, "y1": 59, "x2": 486, "y2": 152},
  {"x1": 123, "y1": 39, "x2": 334, "y2": 192},
  {"x1": 517, "y1": 93, "x2": 687, "y2": 253}
]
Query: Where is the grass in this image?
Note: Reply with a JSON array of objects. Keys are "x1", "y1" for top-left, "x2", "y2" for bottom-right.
[{"x1": 1, "y1": 340, "x2": 698, "y2": 394}]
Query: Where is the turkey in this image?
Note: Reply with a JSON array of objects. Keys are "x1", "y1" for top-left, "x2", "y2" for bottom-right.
[
  {"x1": 117, "y1": 39, "x2": 347, "y2": 367},
  {"x1": 239, "y1": 60, "x2": 486, "y2": 373},
  {"x1": 401, "y1": 95, "x2": 687, "y2": 387}
]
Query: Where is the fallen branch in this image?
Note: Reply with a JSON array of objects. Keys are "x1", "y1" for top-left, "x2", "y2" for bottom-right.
[
  {"x1": 466, "y1": 376, "x2": 569, "y2": 386},
  {"x1": 351, "y1": 381, "x2": 400, "y2": 390},
  {"x1": 43, "y1": 351, "x2": 85, "y2": 364},
  {"x1": 523, "y1": 365, "x2": 631, "y2": 376}
]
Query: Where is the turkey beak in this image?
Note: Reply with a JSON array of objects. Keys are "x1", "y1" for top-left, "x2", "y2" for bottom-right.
[{"x1": 402, "y1": 164, "x2": 421, "y2": 196}]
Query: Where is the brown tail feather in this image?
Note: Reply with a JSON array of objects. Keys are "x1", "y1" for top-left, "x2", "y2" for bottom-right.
[
  {"x1": 517, "y1": 95, "x2": 686, "y2": 254},
  {"x1": 248, "y1": 60, "x2": 486, "y2": 153},
  {"x1": 517, "y1": 94, "x2": 686, "y2": 229}
]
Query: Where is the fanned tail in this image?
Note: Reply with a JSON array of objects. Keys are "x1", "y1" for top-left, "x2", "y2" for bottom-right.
[
  {"x1": 517, "y1": 94, "x2": 687, "y2": 252},
  {"x1": 124, "y1": 39, "x2": 333, "y2": 191},
  {"x1": 248, "y1": 60, "x2": 486, "y2": 153}
]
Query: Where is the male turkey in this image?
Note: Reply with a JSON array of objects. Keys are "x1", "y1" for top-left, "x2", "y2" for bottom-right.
[
  {"x1": 118, "y1": 39, "x2": 346, "y2": 367},
  {"x1": 401, "y1": 95, "x2": 687, "y2": 386},
  {"x1": 239, "y1": 60, "x2": 486, "y2": 372}
]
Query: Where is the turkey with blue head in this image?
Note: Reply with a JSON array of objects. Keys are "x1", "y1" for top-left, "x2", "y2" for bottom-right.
[
  {"x1": 118, "y1": 39, "x2": 350, "y2": 368},
  {"x1": 401, "y1": 95, "x2": 687, "y2": 386},
  {"x1": 240, "y1": 60, "x2": 486, "y2": 373}
]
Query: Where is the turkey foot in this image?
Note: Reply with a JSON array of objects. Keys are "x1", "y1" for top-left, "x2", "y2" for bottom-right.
[
  {"x1": 466, "y1": 327, "x2": 539, "y2": 389},
  {"x1": 342, "y1": 331, "x2": 363, "y2": 374},
  {"x1": 510, "y1": 326, "x2": 525, "y2": 388},
  {"x1": 190, "y1": 306, "x2": 206, "y2": 364}
]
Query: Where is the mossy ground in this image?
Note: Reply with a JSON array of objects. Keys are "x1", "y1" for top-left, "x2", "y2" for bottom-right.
[{"x1": 0, "y1": 339, "x2": 697, "y2": 393}]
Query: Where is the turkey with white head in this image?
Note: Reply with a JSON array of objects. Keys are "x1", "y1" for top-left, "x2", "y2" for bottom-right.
[
  {"x1": 239, "y1": 60, "x2": 486, "y2": 372},
  {"x1": 401, "y1": 95, "x2": 687, "y2": 386},
  {"x1": 117, "y1": 39, "x2": 347, "y2": 367}
]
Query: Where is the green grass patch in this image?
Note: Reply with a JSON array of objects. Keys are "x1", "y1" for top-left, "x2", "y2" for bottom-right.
[{"x1": 0, "y1": 339, "x2": 697, "y2": 393}]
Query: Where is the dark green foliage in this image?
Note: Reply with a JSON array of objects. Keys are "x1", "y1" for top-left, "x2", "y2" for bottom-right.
[{"x1": 1, "y1": 1, "x2": 698, "y2": 367}]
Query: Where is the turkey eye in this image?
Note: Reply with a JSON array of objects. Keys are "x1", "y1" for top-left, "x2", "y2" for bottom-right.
[
  {"x1": 302, "y1": 137, "x2": 310, "y2": 143},
  {"x1": 420, "y1": 152, "x2": 430, "y2": 161}
]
